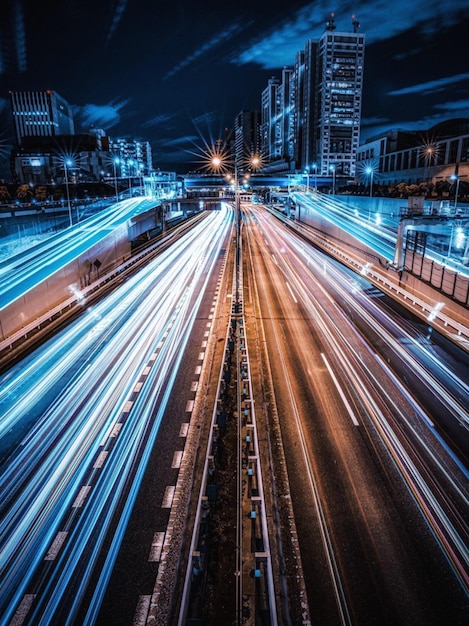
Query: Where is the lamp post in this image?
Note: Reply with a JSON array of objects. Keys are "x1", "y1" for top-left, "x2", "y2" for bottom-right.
[
  {"x1": 113, "y1": 157, "x2": 120, "y2": 202},
  {"x1": 366, "y1": 165, "x2": 374, "y2": 199},
  {"x1": 304, "y1": 167, "x2": 310, "y2": 192},
  {"x1": 64, "y1": 158, "x2": 73, "y2": 227},
  {"x1": 450, "y1": 173, "x2": 460, "y2": 212},
  {"x1": 330, "y1": 164, "x2": 336, "y2": 195},
  {"x1": 425, "y1": 146, "x2": 434, "y2": 183},
  {"x1": 128, "y1": 158, "x2": 134, "y2": 196},
  {"x1": 312, "y1": 163, "x2": 317, "y2": 191}
]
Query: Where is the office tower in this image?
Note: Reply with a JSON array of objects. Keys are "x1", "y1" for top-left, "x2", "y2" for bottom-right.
[
  {"x1": 9, "y1": 90, "x2": 75, "y2": 146},
  {"x1": 234, "y1": 110, "x2": 261, "y2": 172},
  {"x1": 313, "y1": 16, "x2": 365, "y2": 177},
  {"x1": 261, "y1": 77, "x2": 281, "y2": 162}
]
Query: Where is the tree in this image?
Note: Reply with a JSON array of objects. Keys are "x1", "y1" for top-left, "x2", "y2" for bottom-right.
[
  {"x1": 17, "y1": 184, "x2": 33, "y2": 203},
  {"x1": 35, "y1": 186, "x2": 48, "y2": 202},
  {"x1": 0, "y1": 186, "x2": 11, "y2": 203}
]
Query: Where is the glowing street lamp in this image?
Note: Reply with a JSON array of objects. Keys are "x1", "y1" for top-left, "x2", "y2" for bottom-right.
[
  {"x1": 312, "y1": 163, "x2": 317, "y2": 191},
  {"x1": 424, "y1": 146, "x2": 434, "y2": 183},
  {"x1": 365, "y1": 165, "x2": 374, "y2": 199},
  {"x1": 113, "y1": 157, "x2": 120, "y2": 202},
  {"x1": 450, "y1": 173, "x2": 460, "y2": 211},
  {"x1": 329, "y1": 164, "x2": 336, "y2": 195},
  {"x1": 304, "y1": 167, "x2": 310, "y2": 192},
  {"x1": 128, "y1": 158, "x2": 134, "y2": 196},
  {"x1": 64, "y1": 158, "x2": 73, "y2": 227}
]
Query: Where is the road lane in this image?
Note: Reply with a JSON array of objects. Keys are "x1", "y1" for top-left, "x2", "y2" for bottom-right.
[{"x1": 243, "y1": 204, "x2": 469, "y2": 625}]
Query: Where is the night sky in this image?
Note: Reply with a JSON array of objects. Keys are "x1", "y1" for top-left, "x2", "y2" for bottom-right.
[{"x1": 0, "y1": 0, "x2": 468, "y2": 176}]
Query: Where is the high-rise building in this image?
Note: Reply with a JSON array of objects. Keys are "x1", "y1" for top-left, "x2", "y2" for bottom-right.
[
  {"x1": 109, "y1": 138, "x2": 153, "y2": 177},
  {"x1": 306, "y1": 16, "x2": 365, "y2": 177},
  {"x1": 261, "y1": 77, "x2": 281, "y2": 162},
  {"x1": 263, "y1": 16, "x2": 365, "y2": 178},
  {"x1": 9, "y1": 90, "x2": 75, "y2": 146},
  {"x1": 234, "y1": 110, "x2": 261, "y2": 172}
]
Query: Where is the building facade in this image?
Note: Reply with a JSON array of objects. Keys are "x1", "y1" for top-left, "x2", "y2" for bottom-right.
[
  {"x1": 233, "y1": 110, "x2": 261, "y2": 172},
  {"x1": 311, "y1": 17, "x2": 365, "y2": 177},
  {"x1": 9, "y1": 90, "x2": 75, "y2": 145},
  {"x1": 356, "y1": 119, "x2": 469, "y2": 190},
  {"x1": 260, "y1": 16, "x2": 365, "y2": 179}
]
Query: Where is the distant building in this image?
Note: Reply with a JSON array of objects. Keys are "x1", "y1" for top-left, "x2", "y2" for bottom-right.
[
  {"x1": 233, "y1": 110, "x2": 261, "y2": 172},
  {"x1": 357, "y1": 119, "x2": 469, "y2": 188},
  {"x1": 8, "y1": 90, "x2": 154, "y2": 187},
  {"x1": 259, "y1": 16, "x2": 365, "y2": 179},
  {"x1": 261, "y1": 78, "x2": 281, "y2": 163},
  {"x1": 109, "y1": 138, "x2": 153, "y2": 178},
  {"x1": 11, "y1": 134, "x2": 112, "y2": 185},
  {"x1": 9, "y1": 90, "x2": 75, "y2": 146},
  {"x1": 298, "y1": 15, "x2": 365, "y2": 177}
]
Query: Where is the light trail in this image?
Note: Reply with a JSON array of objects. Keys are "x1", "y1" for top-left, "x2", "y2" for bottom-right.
[
  {"x1": 247, "y1": 205, "x2": 469, "y2": 597},
  {"x1": 0, "y1": 206, "x2": 233, "y2": 624}
]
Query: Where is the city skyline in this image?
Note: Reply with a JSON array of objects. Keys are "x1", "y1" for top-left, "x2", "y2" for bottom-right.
[{"x1": 0, "y1": 0, "x2": 468, "y2": 175}]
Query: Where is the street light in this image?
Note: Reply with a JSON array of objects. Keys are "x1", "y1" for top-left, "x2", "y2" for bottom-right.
[
  {"x1": 450, "y1": 173, "x2": 460, "y2": 211},
  {"x1": 312, "y1": 163, "x2": 317, "y2": 191},
  {"x1": 64, "y1": 158, "x2": 73, "y2": 227},
  {"x1": 128, "y1": 158, "x2": 134, "y2": 196},
  {"x1": 330, "y1": 164, "x2": 336, "y2": 195},
  {"x1": 304, "y1": 167, "x2": 310, "y2": 192},
  {"x1": 113, "y1": 157, "x2": 120, "y2": 202},
  {"x1": 424, "y1": 146, "x2": 434, "y2": 183},
  {"x1": 365, "y1": 165, "x2": 374, "y2": 199}
]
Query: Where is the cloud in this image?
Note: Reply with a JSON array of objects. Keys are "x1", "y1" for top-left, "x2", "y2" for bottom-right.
[
  {"x1": 388, "y1": 73, "x2": 469, "y2": 96},
  {"x1": 434, "y1": 99, "x2": 469, "y2": 114},
  {"x1": 14, "y1": 0, "x2": 27, "y2": 72},
  {"x1": 141, "y1": 113, "x2": 176, "y2": 129},
  {"x1": 74, "y1": 99, "x2": 130, "y2": 130},
  {"x1": 106, "y1": 0, "x2": 129, "y2": 45},
  {"x1": 361, "y1": 115, "x2": 390, "y2": 127},
  {"x1": 233, "y1": 0, "x2": 469, "y2": 69},
  {"x1": 164, "y1": 21, "x2": 246, "y2": 79}
]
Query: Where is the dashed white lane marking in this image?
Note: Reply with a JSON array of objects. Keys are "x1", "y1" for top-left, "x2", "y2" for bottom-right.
[
  {"x1": 204, "y1": 331, "x2": 209, "y2": 337},
  {"x1": 72, "y1": 485, "x2": 91, "y2": 508},
  {"x1": 198, "y1": 352, "x2": 205, "y2": 360},
  {"x1": 179, "y1": 423, "x2": 189, "y2": 437},
  {"x1": 9, "y1": 594, "x2": 36, "y2": 626},
  {"x1": 206, "y1": 322, "x2": 211, "y2": 327},
  {"x1": 162, "y1": 486, "x2": 175, "y2": 508},
  {"x1": 194, "y1": 366, "x2": 202, "y2": 375},
  {"x1": 101, "y1": 422, "x2": 122, "y2": 446},
  {"x1": 148, "y1": 531, "x2": 165, "y2": 562},
  {"x1": 185, "y1": 400, "x2": 194, "y2": 413},
  {"x1": 172, "y1": 451, "x2": 183, "y2": 468},
  {"x1": 190, "y1": 381, "x2": 198, "y2": 392},
  {"x1": 142, "y1": 366, "x2": 151, "y2": 376},
  {"x1": 123, "y1": 400, "x2": 133, "y2": 413},
  {"x1": 133, "y1": 595, "x2": 151, "y2": 626},
  {"x1": 134, "y1": 382, "x2": 143, "y2": 393},
  {"x1": 286, "y1": 281, "x2": 298, "y2": 303},
  {"x1": 44, "y1": 531, "x2": 68, "y2": 560},
  {"x1": 201, "y1": 341, "x2": 207, "y2": 348},
  {"x1": 321, "y1": 353, "x2": 360, "y2": 426},
  {"x1": 93, "y1": 450, "x2": 108, "y2": 469}
]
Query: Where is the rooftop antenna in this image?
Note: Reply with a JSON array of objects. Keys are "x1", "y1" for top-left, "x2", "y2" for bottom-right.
[
  {"x1": 352, "y1": 15, "x2": 360, "y2": 33},
  {"x1": 326, "y1": 13, "x2": 336, "y2": 31}
]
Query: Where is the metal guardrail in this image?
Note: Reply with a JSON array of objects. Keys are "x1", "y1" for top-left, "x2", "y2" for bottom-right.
[{"x1": 178, "y1": 211, "x2": 277, "y2": 625}]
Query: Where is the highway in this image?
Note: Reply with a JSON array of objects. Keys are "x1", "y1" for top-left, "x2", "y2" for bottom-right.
[
  {"x1": 1, "y1": 201, "x2": 468, "y2": 625},
  {"x1": 0, "y1": 197, "x2": 158, "y2": 311},
  {"x1": 242, "y1": 203, "x2": 469, "y2": 625},
  {"x1": 0, "y1": 206, "x2": 233, "y2": 625}
]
